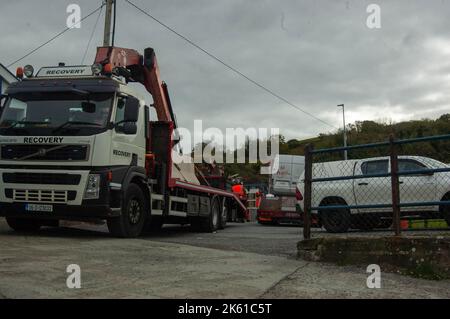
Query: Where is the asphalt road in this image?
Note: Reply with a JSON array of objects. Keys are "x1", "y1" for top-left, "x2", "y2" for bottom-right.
[
  {"x1": 1, "y1": 218, "x2": 449, "y2": 298},
  {"x1": 54, "y1": 220, "x2": 450, "y2": 258},
  {"x1": 27, "y1": 220, "x2": 303, "y2": 258},
  {"x1": 145, "y1": 223, "x2": 302, "y2": 258}
]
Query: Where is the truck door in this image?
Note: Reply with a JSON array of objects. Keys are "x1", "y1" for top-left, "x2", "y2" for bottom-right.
[
  {"x1": 110, "y1": 95, "x2": 145, "y2": 167},
  {"x1": 354, "y1": 159, "x2": 391, "y2": 213},
  {"x1": 397, "y1": 158, "x2": 436, "y2": 214}
]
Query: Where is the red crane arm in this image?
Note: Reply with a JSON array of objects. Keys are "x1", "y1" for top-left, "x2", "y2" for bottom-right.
[{"x1": 94, "y1": 46, "x2": 174, "y2": 123}]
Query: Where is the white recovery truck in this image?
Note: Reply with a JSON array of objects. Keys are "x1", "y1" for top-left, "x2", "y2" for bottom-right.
[
  {"x1": 0, "y1": 46, "x2": 247, "y2": 237},
  {"x1": 297, "y1": 156, "x2": 450, "y2": 232}
]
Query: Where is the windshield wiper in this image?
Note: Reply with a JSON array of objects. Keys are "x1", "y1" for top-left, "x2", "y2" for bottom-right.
[
  {"x1": 3, "y1": 120, "x2": 49, "y2": 133},
  {"x1": 52, "y1": 121, "x2": 102, "y2": 134}
]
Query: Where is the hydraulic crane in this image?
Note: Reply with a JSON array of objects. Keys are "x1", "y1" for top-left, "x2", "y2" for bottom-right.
[{"x1": 94, "y1": 46, "x2": 178, "y2": 129}]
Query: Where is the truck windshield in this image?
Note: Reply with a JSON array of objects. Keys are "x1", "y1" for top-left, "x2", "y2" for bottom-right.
[{"x1": 0, "y1": 92, "x2": 113, "y2": 136}]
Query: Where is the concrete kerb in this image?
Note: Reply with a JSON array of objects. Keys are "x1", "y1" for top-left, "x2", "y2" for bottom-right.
[{"x1": 298, "y1": 236, "x2": 450, "y2": 280}]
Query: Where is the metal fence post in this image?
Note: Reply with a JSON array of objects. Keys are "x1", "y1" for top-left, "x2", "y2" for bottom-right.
[
  {"x1": 389, "y1": 134, "x2": 401, "y2": 236},
  {"x1": 303, "y1": 144, "x2": 313, "y2": 240}
]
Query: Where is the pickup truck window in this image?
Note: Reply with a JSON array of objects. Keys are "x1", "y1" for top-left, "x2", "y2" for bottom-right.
[
  {"x1": 424, "y1": 158, "x2": 448, "y2": 169},
  {"x1": 361, "y1": 160, "x2": 389, "y2": 175},
  {"x1": 398, "y1": 159, "x2": 426, "y2": 173}
]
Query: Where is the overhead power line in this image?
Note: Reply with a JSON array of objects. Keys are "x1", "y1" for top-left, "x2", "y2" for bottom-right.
[
  {"x1": 81, "y1": 5, "x2": 104, "y2": 64},
  {"x1": 7, "y1": 3, "x2": 105, "y2": 68},
  {"x1": 125, "y1": 0, "x2": 337, "y2": 130}
]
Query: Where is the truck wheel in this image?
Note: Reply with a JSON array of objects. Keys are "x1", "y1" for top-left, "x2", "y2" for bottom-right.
[
  {"x1": 107, "y1": 183, "x2": 147, "y2": 238},
  {"x1": 200, "y1": 197, "x2": 220, "y2": 232},
  {"x1": 219, "y1": 198, "x2": 228, "y2": 230},
  {"x1": 319, "y1": 198, "x2": 351, "y2": 233},
  {"x1": 6, "y1": 217, "x2": 41, "y2": 232}
]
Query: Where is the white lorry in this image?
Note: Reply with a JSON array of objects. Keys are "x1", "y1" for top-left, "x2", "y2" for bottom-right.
[
  {"x1": 0, "y1": 46, "x2": 247, "y2": 237},
  {"x1": 296, "y1": 156, "x2": 450, "y2": 233},
  {"x1": 257, "y1": 155, "x2": 304, "y2": 225},
  {"x1": 270, "y1": 154, "x2": 305, "y2": 196}
]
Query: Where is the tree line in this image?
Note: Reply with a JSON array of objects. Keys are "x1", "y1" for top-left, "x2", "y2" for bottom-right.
[{"x1": 223, "y1": 114, "x2": 450, "y2": 183}]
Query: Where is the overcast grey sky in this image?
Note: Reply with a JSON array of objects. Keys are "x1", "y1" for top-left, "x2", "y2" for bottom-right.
[{"x1": 2, "y1": 0, "x2": 450, "y2": 142}]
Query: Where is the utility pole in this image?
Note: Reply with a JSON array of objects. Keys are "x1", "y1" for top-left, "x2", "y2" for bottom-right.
[
  {"x1": 338, "y1": 104, "x2": 348, "y2": 160},
  {"x1": 103, "y1": 0, "x2": 114, "y2": 46}
]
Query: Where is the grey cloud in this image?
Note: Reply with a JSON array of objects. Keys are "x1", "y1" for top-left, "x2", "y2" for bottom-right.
[{"x1": 1, "y1": 0, "x2": 450, "y2": 142}]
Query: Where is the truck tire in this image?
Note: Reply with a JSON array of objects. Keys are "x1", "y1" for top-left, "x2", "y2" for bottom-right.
[
  {"x1": 319, "y1": 198, "x2": 351, "y2": 233},
  {"x1": 107, "y1": 183, "x2": 147, "y2": 238},
  {"x1": 219, "y1": 197, "x2": 228, "y2": 229},
  {"x1": 6, "y1": 217, "x2": 41, "y2": 232},
  {"x1": 200, "y1": 197, "x2": 220, "y2": 232}
]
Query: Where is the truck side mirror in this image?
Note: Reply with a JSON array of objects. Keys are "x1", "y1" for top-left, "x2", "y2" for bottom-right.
[
  {"x1": 122, "y1": 122, "x2": 137, "y2": 135},
  {"x1": 124, "y1": 97, "x2": 139, "y2": 122}
]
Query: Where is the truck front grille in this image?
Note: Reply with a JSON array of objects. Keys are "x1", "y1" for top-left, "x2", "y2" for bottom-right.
[
  {"x1": 1, "y1": 144, "x2": 89, "y2": 161},
  {"x1": 6, "y1": 189, "x2": 76, "y2": 203},
  {"x1": 3, "y1": 173, "x2": 81, "y2": 185}
]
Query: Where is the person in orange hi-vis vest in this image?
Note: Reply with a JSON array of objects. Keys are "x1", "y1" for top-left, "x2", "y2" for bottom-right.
[{"x1": 231, "y1": 184, "x2": 245, "y2": 198}]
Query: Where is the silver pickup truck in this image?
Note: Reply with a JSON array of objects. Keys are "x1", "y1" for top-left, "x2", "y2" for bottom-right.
[{"x1": 297, "y1": 156, "x2": 450, "y2": 233}]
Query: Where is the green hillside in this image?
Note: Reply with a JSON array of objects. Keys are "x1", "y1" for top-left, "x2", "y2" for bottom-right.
[{"x1": 224, "y1": 114, "x2": 450, "y2": 183}]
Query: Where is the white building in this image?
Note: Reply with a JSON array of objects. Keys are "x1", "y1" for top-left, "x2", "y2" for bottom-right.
[{"x1": 0, "y1": 64, "x2": 17, "y2": 94}]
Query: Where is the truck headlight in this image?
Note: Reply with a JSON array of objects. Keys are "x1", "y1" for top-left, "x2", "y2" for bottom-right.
[{"x1": 84, "y1": 174, "x2": 100, "y2": 199}]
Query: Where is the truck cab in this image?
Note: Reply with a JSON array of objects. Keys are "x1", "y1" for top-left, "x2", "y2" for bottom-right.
[
  {"x1": 0, "y1": 64, "x2": 150, "y2": 234},
  {"x1": 0, "y1": 53, "x2": 247, "y2": 238}
]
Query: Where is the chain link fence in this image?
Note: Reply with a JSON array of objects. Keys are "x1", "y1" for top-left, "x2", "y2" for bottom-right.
[{"x1": 301, "y1": 134, "x2": 450, "y2": 239}]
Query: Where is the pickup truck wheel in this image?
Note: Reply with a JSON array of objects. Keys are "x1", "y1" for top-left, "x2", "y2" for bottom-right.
[
  {"x1": 6, "y1": 217, "x2": 41, "y2": 232},
  {"x1": 319, "y1": 199, "x2": 351, "y2": 233},
  {"x1": 107, "y1": 183, "x2": 147, "y2": 238},
  {"x1": 200, "y1": 197, "x2": 220, "y2": 232}
]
